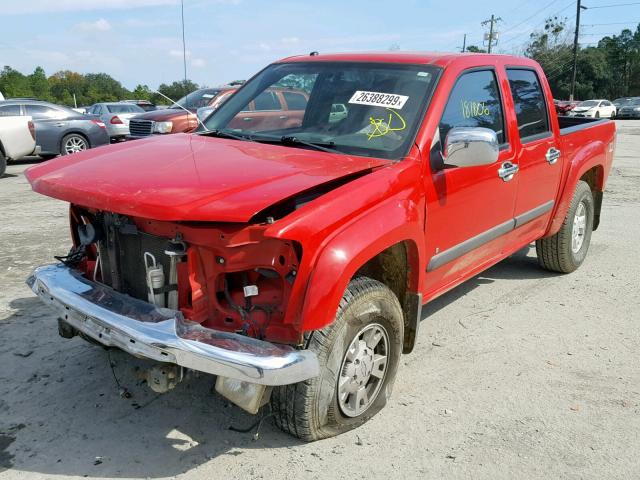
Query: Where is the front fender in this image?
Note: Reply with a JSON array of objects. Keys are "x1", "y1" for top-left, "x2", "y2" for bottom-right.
[{"x1": 297, "y1": 191, "x2": 424, "y2": 332}]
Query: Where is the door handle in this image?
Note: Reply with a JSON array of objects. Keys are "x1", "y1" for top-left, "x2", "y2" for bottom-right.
[
  {"x1": 54, "y1": 122, "x2": 65, "y2": 127},
  {"x1": 242, "y1": 117, "x2": 253, "y2": 122},
  {"x1": 546, "y1": 147, "x2": 561, "y2": 165},
  {"x1": 498, "y1": 161, "x2": 519, "y2": 182},
  {"x1": 279, "y1": 115, "x2": 288, "y2": 120}
]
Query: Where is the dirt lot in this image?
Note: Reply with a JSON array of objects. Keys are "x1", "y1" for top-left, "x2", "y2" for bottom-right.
[{"x1": 1, "y1": 121, "x2": 639, "y2": 479}]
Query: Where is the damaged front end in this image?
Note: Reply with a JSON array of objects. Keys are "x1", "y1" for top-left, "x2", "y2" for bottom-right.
[{"x1": 27, "y1": 205, "x2": 319, "y2": 413}]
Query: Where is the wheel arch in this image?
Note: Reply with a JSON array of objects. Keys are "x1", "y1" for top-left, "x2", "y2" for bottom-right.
[
  {"x1": 546, "y1": 138, "x2": 609, "y2": 237},
  {"x1": 60, "y1": 130, "x2": 91, "y2": 152},
  {"x1": 294, "y1": 196, "x2": 425, "y2": 354}
]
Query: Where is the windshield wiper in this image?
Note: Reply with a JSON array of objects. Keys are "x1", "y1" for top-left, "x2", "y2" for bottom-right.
[
  {"x1": 277, "y1": 136, "x2": 338, "y2": 154},
  {"x1": 198, "y1": 129, "x2": 254, "y2": 142}
]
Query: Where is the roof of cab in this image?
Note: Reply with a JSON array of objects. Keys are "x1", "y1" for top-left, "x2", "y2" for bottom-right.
[{"x1": 277, "y1": 51, "x2": 539, "y2": 69}]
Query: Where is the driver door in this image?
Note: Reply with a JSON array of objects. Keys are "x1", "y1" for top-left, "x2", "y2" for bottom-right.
[{"x1": 423, "y1": 68, "x2": 519, "y2": 295}]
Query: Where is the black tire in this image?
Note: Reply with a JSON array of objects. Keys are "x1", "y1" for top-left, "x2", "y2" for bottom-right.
[
  {"x1": 0, "y1": 153, "x2": 6, "y2": 177},
  {"x1": 39, "y1": 154, "x2": 58, "y2": 160},
  {"x1": 595, "y1": 111, "x2": 600, "y2": 119},
  {"x1": 271, "y1": 276, "x2": 404, "y2": 441},
  {"x1": 60, "y1": 134, "x2": 89, "y2": 156},
  {"x1": 536, "y1": 180, "x2": 594, "y2": 273}
]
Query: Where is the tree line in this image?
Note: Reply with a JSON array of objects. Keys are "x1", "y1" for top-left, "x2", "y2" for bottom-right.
[
  {"x1": 2, "y1": 21, "x2": 639, "y2": 107},
  {"x1": 468, "y1": 21, "x2": 640, "y2": 100},
  {"x1": 0, "y1": 66, "x2": 200, "y2": 107}
]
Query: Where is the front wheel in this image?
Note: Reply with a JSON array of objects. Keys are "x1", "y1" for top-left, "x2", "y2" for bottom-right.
[
  {"x1": 271, "y1": 276, "x2": 404, "y2": 441},
  {"x1": 61, "y1": 134, "x2": 88, "y2": 155},
  {"x1": 595, "y1": 111, "x2": 600, "y2": 119},
  {"x1": 536, "y1": 180, "x2": 594, "y2": 273}
]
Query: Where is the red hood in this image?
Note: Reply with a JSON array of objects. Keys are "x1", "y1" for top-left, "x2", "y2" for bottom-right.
[{"x1": 25, "y1": 134, "x2": 389, "y2": 222}]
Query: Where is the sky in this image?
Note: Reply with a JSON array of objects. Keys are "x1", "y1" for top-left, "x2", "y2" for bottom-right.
[{"x1": 1, "y1": 0, "x2": 639, "y2": 90}]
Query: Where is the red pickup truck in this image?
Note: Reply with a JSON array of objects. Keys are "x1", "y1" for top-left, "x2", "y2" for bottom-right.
[{"x1": 25, "y1": 52, "x2": 615, "y2": 441}]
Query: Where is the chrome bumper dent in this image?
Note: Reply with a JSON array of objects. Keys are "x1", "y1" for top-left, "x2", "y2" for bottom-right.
[{"x1": 27, "y1": 264, "x2": 319, "y2": 386}]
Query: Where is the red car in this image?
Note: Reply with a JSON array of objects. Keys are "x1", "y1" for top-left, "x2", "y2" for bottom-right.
[
  {"x1": 25, "y1": 52, "x2": 615, "y2": 440},
  {"x1": 554, "y1": 99, "x2": 580, "y2": 116}
]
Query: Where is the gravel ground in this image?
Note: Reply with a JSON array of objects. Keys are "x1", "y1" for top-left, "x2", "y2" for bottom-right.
[{"x1": 1, "y1": 121, "x2": 639, "y2": 479}]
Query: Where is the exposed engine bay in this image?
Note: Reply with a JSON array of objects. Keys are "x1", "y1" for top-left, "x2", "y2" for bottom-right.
[{"x1": 62, "y1": 205, "x2": 304, "y2": 345}]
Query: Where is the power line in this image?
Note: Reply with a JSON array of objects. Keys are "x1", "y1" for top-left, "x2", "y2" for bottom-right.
[
  {"x1": 582, "y1": 21, "x2": 640, "y2": 25},
  {"x1": 586, "y1": 1, "x2": 640, "y2": 8},
  {"x1": 500, "y1": 0, "x2": 560, "y2": 36}
]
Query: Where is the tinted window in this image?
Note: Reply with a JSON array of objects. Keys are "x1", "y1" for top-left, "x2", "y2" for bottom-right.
[
  {"x1": 107, "y1": 104, "x2": 145, "y2": 113},
  {"x1": 283, "y1": 91, "x2": 307, "y2": 110},
  {"x1": 0, "y1": 104, "x2": 21, "y2": 116},
  {"x1": 507, "y1": 69, "x2": 550, "y2": 140},
  {"x1": 25, "y1": 104, "x2": 60, "y2": 119},
  {"x1": 254, "y1": 91, "x2": 281, "y2": 111},
  {"x1": 439, "y1": 70, "x2": 505, "y2": 145}
]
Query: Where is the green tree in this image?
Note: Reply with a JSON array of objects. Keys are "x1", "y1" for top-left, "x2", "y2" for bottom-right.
[
  {"x1": 466, "y1": 45, "x2": 487, "y2": 53},
  {"x1": 0, "y1": 66, "x2": 32, "y2": 98},
  {"x1": 28, "y1": 66, "x2": 50, "y2": 101}
]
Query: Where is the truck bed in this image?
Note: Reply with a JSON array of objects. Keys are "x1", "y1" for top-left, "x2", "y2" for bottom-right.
[{"x1": 558, "y1": 115, "x2": 610, "y2": 135}]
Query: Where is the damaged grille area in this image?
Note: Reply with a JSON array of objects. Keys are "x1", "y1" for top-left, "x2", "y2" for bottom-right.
[{"x1": 96, "y1": 213, "x2": 174, "y2": 302}]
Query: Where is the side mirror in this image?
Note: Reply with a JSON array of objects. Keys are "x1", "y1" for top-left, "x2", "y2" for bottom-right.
[
  {"x1": 442, "y1": 127, "x2": 499, "y2": 167},
  {"x1": 197, "y1": 106, "x2": 214, "y2": 122}
]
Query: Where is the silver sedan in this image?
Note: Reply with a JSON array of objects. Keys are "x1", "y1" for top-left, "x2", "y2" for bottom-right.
[{"x1": 87, "y1": 102, "x2": 145, "y2": 141}]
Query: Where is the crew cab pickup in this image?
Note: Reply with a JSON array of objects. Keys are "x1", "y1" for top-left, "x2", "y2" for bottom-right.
[
  {"x1": 25, "y1": 53, "x2": 615, "y2": 441},
  {"x1": 0, "y1": 114, "x2": 37, "y2": 176}
]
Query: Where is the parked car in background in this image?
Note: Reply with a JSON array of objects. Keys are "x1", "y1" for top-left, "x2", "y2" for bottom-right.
[
  {"x1": 122, "y1": 99, "x2": 157, "y2": 112},
  {"x1": 88, "y1": 102, "x2": 145, "y2": 141},
  {"x1": 128, "y1": 86, "x2": 239, "y2": 139},
  {"x1": 553, "y1": 99, "x2": 579, "y2": 116},
  {"x1": 612, "y1": 97, "x2": 635, "y2": 110},
  {"x1": 616, "y1": 97, "x2": 640, "y2": 119},
  {"x1": 0, "y1": 113, "x2": 36, "y2": 176},
  {"x1": 0, "y1": 100, "x2": 109, "y2": 158},
  {"x1": 568, "y1": 99, "x2": 616, "y2": 118}
]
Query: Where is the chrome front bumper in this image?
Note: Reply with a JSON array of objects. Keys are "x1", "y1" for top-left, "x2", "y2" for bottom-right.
[{"x1": 27, "y1": 264, "x2": 319, "y2": 386}]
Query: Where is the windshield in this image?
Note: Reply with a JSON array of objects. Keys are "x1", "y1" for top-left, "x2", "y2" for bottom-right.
[
  {"x1": 631, "y1": 98, "x2": 640, "y2": 106},
  {"x1": 202, "y1": 62, "x2": 439, "y2": 160},
  {"x1": 172, "y1": 89, "x2": 221, "y2": 110},
  {"x1": 107, "y1": 104, "x2": 145, "y2": 113},
  {"x1": 578, "y1": 100, "x2": 599, "y2": 107}
]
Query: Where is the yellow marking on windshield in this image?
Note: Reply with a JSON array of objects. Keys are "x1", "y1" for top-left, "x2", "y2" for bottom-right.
[{"x1": 367, "y1": 108, "x2": 407, "y2": 140}]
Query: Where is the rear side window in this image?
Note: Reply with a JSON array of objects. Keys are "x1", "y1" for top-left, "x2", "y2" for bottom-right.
[
  {"x1": 506, "y1": 69, "x2": 550, "y2": 140},
  {"x1": 0, "y1": 104, "x2": 21, "y2": 116},
  {"x1": 254, "y1": 91, "x2": 281, "y2": 111},
  {"x1": 283, "y1": 91, "x2": 307, "y2": 110},
  {"x1": 439, "y1": 70, "x2": 505, "y2": 145},
  {"x1": 25, "y1": 104, "x2": 60, "y2": 119}
]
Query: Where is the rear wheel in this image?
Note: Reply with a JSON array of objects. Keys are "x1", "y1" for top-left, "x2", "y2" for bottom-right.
[
  {"x1": 271, "y1": 276, "x2": 404, "y2": 441},
  {"x1": 536, "y1": 180, "x2": 594, "y2": 273},
  {"x1": 61, "y1": 134, "x2": 88, "y2": 155}
]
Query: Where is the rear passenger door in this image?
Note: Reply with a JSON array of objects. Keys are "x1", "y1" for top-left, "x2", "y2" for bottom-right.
[{"x1": 506, "y1": 68, "x2": 562, "y2": 241}]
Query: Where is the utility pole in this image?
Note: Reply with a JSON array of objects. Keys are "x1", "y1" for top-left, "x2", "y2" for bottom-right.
[
  {"x1": 570, "y1": 0, "x2": 588, "y2": 101},
  {"x1": 181, "y1": 0, "x2": 187, "y2": 90},
  {"x1": 481, "y1": 15, "x2": 502, "y2": 53},
  {"x1": 461, "y1": 34, "x2": 467, "y2": 53}
]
